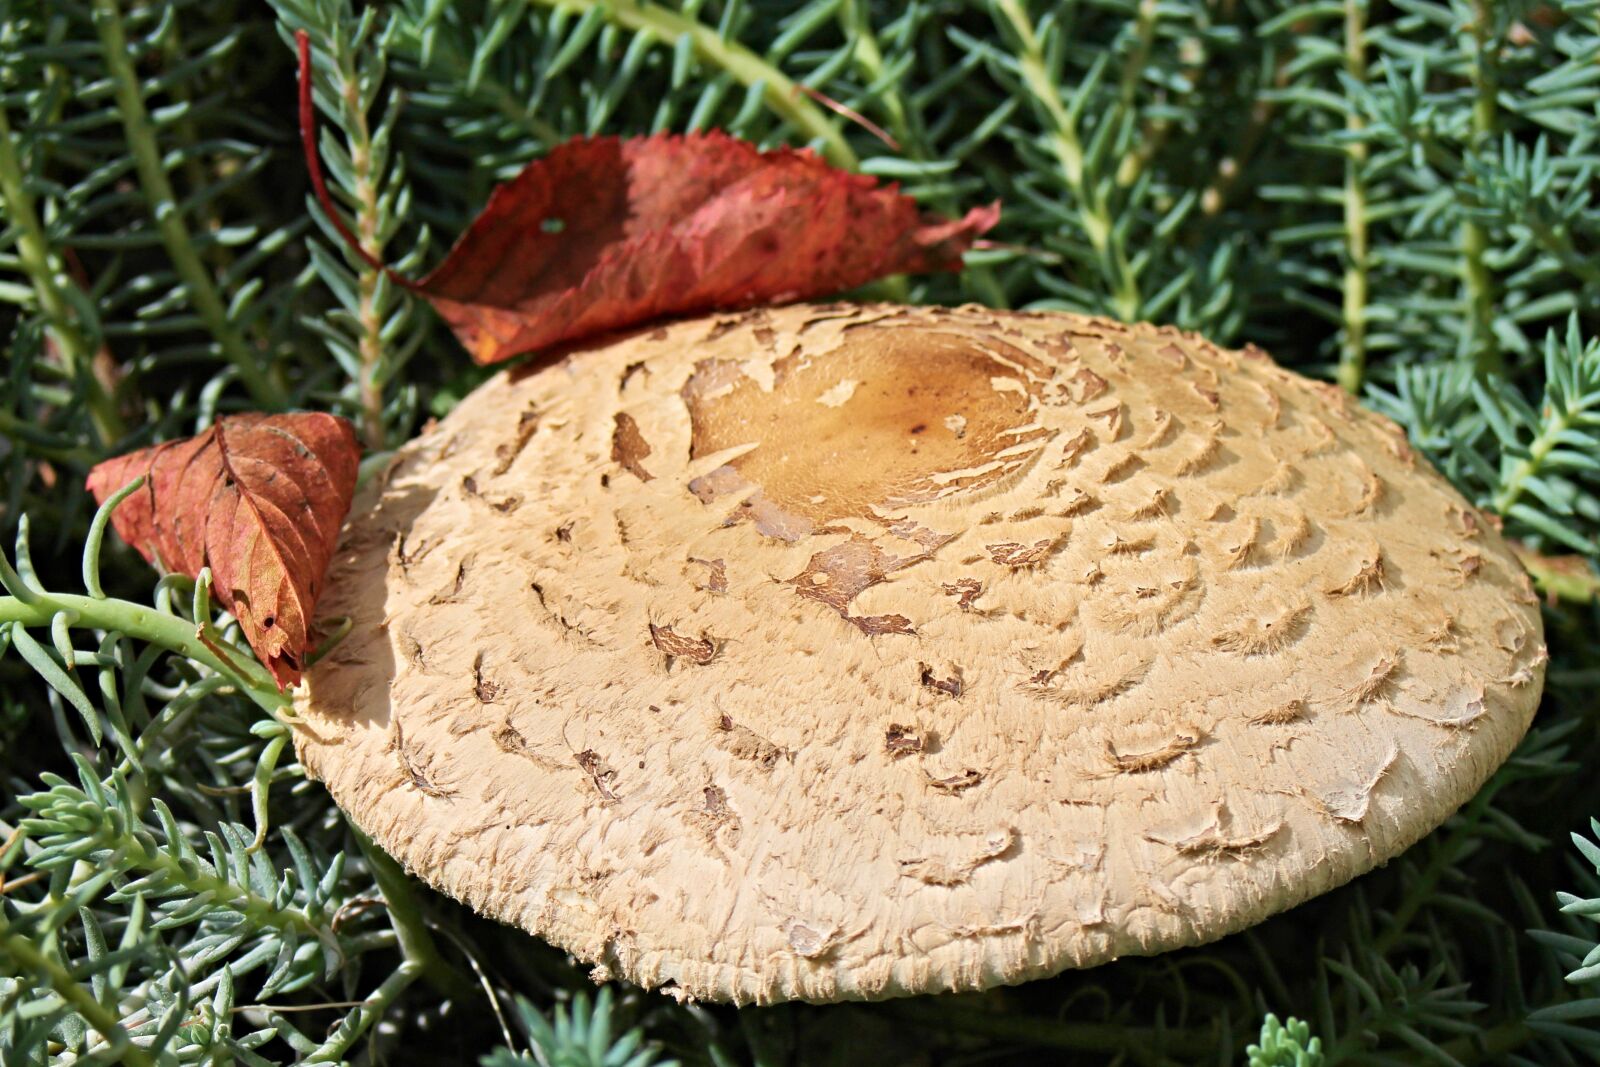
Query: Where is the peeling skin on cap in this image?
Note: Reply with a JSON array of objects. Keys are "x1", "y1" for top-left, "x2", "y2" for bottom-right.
[{"x1": 295, "y1": 303, "x2": 1546, "y2": 1005}]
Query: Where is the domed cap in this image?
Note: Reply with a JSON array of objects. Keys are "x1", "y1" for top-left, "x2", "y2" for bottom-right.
[{"x1": 294, "y1": 303, "x2": 1545, "y2": 1004}]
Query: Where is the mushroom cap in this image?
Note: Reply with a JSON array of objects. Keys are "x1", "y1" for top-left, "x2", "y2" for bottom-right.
[{"x1": 295, "y1": 303, "x2": 1545, "y2": 1004}]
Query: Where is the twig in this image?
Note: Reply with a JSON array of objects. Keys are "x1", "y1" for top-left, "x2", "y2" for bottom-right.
[
  {"x1": 235, "y1": 1000, "x2": 372, "y2": 1013},
  {"x1": 792, "y1": 83, "x2": 899, "y2": 151},
  {"x1": 0, "y1": 871, "x2": 46, "y2": 895},
  {"x1": 0, "y1": 825, "x2": 23, "y2": 867},
  {"x1": 331, "y1": 894, "x2": 387, "y2": 933},
  {"x1": 427, "y1": 918, "x2": 517, "y2": 1053}
]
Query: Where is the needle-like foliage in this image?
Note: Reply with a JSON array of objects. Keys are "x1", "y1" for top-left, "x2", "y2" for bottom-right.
[{"x1": 4, "y1": 0, "x2": 1600, "y2": 1063}]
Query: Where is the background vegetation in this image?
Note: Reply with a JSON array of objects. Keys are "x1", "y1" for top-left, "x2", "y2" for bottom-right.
[{"x1": 3, "y1": 0, "x2": 1600, "y2": 1063}]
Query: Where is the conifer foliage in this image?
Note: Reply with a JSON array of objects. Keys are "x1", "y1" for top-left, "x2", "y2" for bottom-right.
[{"x1": 3, "y1": 0, "x2": 1600, "y2": 1063}]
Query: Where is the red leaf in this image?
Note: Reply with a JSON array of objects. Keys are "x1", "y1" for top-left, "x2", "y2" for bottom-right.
[
  {"x1": 413, "y1": 132, "x2": 999, "y2": 364},
  {"x1": 86, "y1": 413, "x2": 360, "y2": 690}
]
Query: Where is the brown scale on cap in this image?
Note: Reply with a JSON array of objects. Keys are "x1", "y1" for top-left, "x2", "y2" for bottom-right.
[{"x1": 295, "y1": 303, "x2": 1544, "y2": 1005}]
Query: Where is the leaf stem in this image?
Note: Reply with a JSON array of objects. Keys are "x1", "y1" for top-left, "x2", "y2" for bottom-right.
[
  {"x1": 526, "y1": 0, "x2": 857, "y2": 170},
  {"x1": 0, "y1": 103, "x2": 123, "y2": 446},
  {"x1": 839, "y1": 0, "x2": 910, "y2": 151},
  {"x1": 91, "y1": 0, "x2": 287, "y2": 409}
]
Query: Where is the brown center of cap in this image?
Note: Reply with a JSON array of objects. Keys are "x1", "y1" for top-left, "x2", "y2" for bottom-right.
[{"x1": 683, "y1": 327, "x2": 1048, "y2": 536}]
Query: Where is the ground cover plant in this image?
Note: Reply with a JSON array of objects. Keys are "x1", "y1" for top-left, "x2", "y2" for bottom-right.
[{"x1": 3, "y1": 0, "x2": 1600, "y2": 1063}]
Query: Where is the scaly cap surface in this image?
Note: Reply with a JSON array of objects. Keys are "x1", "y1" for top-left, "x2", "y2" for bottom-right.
[{"x1": 295, "y1": 303, "x2": 1544, "y2": 1003}]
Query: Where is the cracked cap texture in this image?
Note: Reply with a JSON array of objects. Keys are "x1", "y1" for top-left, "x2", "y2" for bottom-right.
[{"x1": 294, "y1": 303, "x2": 1546, "y2": 1004}]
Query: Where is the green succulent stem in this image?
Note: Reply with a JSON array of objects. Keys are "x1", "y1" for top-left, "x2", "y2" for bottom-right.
[
  {"x1": 91, "y1": 0, "x2": 287, "y2": 409},
  {"x1": 390, "y1": 31, "x2": 560, "y2": 146},
  {"x1": 1461, "y1": 0, "x2": 1500, "y2": 376},
  {"x1": 995, "y1": 0, "x2": 1140, "y2": 321},
  {"x1": 351, "y1": 827, "x2": 469, "y2": 999},
  {"x1": 1338, "y1": 0, "x2": 1369, "y2": 395},
  {"x1": 0, "y1": 591, "x2": 289, "y2": 717},
  {"x1": 837, "y1": 0, "x2": 1004, "y2": 307},
  {"x1": 99, "y1": 816, "x2": 328, "y2": 940},
  {"x1": 0, "y1": 409, "x2": 97, "y2": 466},
  {"x1": 296, "y1": 830, "x2": 468, "y2": 1062},
  {"x1": 1113, "y1": 0, "x2": 1163, "y2": 188},
  {"x1": 0, "y1": 916, "x2": 156, "y2": 1067},
  {"x1": 0, "y1": 103, "x2": 124, "y2": 446},
  {"x1": 1493, "y1": 405, "x2": 1575, "y2": 517},
  {"x1": 1441, "y1": 1021, "x2": 1532, "y2": 1066},
  {"x1": 332, "y1": 43, "x2": 391, "y2": 449},
  {"x1": 304, "y1": 959, "x2": 422, "y2": 1063},
  {"x1": 528, "y1": 0, "x2": 856, "y2": 170},
  {"x1": 1527, "y1": 217, "x2": 1600, "y2": 291}
]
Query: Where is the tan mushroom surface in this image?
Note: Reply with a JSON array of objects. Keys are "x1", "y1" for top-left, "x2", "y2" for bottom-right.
[{"x1": 294, "y1": 302, "x2": 1546, "y2": 1004}]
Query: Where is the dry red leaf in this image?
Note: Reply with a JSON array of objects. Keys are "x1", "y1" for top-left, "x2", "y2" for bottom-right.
[
  {"x1": 412, "y1": 132, "x2": 999, "y2": 364},
  {"x1": 86, "y1": 413, "x2": 359, "y2": 690}
]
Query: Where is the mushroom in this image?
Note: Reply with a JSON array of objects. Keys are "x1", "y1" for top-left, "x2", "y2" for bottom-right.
[{"x1": 295, "y1": 303, "x2": 1545, "y2": 1004}]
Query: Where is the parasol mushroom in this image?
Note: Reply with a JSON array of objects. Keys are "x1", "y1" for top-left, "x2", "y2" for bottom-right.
[{"x1": 294, "y1": 303, "x2": 1545, "y2": 1004}]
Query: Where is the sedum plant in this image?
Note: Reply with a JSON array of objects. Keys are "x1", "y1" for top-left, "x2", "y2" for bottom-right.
[{"x1": 1, "y1": 0, "x2": 1600, "y2": 1063}]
